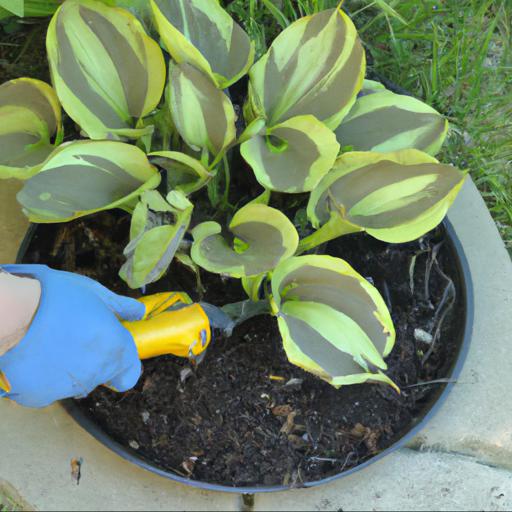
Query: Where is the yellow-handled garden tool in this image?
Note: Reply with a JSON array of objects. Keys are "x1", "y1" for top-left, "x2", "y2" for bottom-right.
[
  {"x1": 123, "y1": 291, "x2": 212, "y2": 362},
  {"x1": 122, "y1": 291, "x2": 268, "y2": 363}
]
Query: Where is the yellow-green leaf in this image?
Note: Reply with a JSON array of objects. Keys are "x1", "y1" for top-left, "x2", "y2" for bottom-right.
[
  {"x1": 191, "y1": 203, "x2": 299, "y2": 277},
  {"x1": 336, "y1": 88, "x2": 448, "y2": 156},
  {"x1": 169, "y1": 62, "x2": 236, "y2": 161},
  {"x1": 271, "y1": 255, "x2": 397, "y2": 389},
  {"x1": 150, "y1": 0, "x2": 254, "y2": 89},
  {"x1": 0, "y1": 78, "x2": 62, "y2": 180},
  {"x1": 47, "y1": 0, "x2": 166, "y2": 140},
  {"x1": 247, "y1": 7, "x2": 365, "y2": 129},
  {"x1": 240, "y1": 115, "x2": 340, "y2": 193},
  {"x1": 150, "y1": 150, "x2": 213, "y2": 195},
  {"x1": 17, "y1": 140, "x2": 160, "y2": 222},
  {"x1": 120, "y1": 190, "x2": 193, "y2": 289},
  {"x1": 308, "y1": 150, "x2": 466, "y2": 243}
]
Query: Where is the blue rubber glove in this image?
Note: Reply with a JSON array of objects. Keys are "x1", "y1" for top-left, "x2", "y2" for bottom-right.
[{"x1": 0, "y1": 265, "x2": 145, "y2": 408}]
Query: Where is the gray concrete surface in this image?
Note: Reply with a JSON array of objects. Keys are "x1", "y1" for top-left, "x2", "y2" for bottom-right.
[
  {"x1": 0, "y1": 177, "x2": 511, "y2": 511},
  {"x1": 255, "y1": 449, "x2": 512, "y2": 512},
  {"x1": 0, "y1": 180, "x2": 28, "y2": 263}
]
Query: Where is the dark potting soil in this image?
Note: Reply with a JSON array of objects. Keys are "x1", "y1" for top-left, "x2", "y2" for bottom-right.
[{"x1": 20, "y1": 212, "x2": 466, "y2": 487}]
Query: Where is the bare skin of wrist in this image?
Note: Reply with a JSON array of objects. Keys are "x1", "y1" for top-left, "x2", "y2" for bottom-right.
[{"x1": 0, "y1": 272, "x2": 41, "y2": 356}]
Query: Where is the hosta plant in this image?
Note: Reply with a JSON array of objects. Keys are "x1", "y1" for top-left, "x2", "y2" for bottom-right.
[{"x1": 1, "y1": 0, "x2": 466, "y2": 391}]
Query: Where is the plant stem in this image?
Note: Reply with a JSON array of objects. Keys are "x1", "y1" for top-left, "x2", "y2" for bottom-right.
[{"x1": 297, "y1": 215, "x2": 362, "y2": 254}]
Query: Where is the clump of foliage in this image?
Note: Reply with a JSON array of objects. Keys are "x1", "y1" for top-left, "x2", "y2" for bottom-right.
[{"x1": 0, "y1": 0, "x2": 466, "y2": 390}]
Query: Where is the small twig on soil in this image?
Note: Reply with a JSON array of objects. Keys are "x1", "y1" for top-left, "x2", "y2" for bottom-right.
[
  {"x1": 409, "y1": 249, "x2": 429, "y2": 295},
  {"x1": 403, "y1": 378, "x2": 458, "y2": 389},
  {"x1": 421, "y1": 259, "x2": 456, "y2": 366},
  {"x1": 424, "y1": 241, "x2": 444, "y2": 305},
  {"x1": 308, "y1": 456, "x2": 339, "y2": 463},
  {"x1": 339, "y1": 451, "x2": 358, "y2": 472}
]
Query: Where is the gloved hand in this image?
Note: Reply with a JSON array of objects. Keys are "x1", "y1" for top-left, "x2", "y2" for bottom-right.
[{"x1": 0, "y1": 265, "x2": 145, "y2": 408}]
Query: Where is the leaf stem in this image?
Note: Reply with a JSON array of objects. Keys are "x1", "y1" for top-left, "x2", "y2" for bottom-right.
[{"x1": 297, "y1": 215, "x2": 362, "y2": 254}]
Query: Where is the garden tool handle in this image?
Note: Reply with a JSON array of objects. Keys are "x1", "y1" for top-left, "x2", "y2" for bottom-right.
[{"x1": 121, "y1": 292, "x2": 211, "y2": 360}]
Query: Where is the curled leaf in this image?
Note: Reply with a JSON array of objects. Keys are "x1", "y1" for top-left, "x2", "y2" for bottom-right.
[
  {"x1": 308, "y1": 150, "x2": 466, "y2": 244},
  {"x1": 240, "y1": 115, "x2": 340, "y2": 193},
  {"x1": 0, "y1": 78, "x2": 62, "y2": 179},
  {"x1": 150, "y1": 150, "x2": 212, "y2": 195},
  {"x1": 120, "y1": 190, "x2": 193, "y2": 289},
  {"x1": 151, "y1": 0, "x2": 254, "y2": 88},
  {"x1": 169, "y1": 62, "x2": 236, "y2": 159},
  {"x1": 271, "y1": 255, "x2": 397, "y2": 389},
  {"x1": 18, "y1": 140, "x2": 160, "y2": 222},
  {"x1": 191, "y1": 203, "x2": 298, "y2": 277}
]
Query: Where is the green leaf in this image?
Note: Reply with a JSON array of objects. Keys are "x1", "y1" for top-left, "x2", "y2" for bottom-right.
[
  {"x1": 0, "y1": 78, "x2": 63, "y2": 180},
  {"x1": 151, "y1": 0, "x2": 255, "y2": 89},
  {"x1": 308, "y1": 150, "x2": 466, "y2": 244},
  {"x1": 247, "y1": 7, "x2": 365, "y2": 129},
  {"x1": 0, "y1": 0, "x2": 23, "y2": 16},
  {"x1": 271, "y1": 255, "x2": 398, "y2": 389},
  {"x1": 373, "y1": 0, "x2": 408, "y2": 25},
  {"x1": 191, "y1": 203, "x2": 299, "y2": 277},
  {"x1": 336, "y1": 88, "x2": 449, "y2": 156},
  {"x1": 360, "y1": 79, "x2": 386, "y2": 95},
  {"x1": 120, "y1": 190, "x2": 193, "y2": 289},
  {"x1": 240, "y1": 115, "x2": 340, "y2": 193},
  {"x1": 260, "y1": 0, "x2": 289, "y2": 29},
  {"x1": 168, "y1": 62, "x2": 236, "y2": 161},
  {"x1": 47, "y1": 0, "x2": 166, "y2": 140},
  {"x1": 17, "y1": 140, "x2": 161, "y2": 222},
  {"x1": 241, "y1": 273, "x2": 267, "y2": 301},
  {"x1": 150, "y1": 150, "x2": 213, "y2": 195}
]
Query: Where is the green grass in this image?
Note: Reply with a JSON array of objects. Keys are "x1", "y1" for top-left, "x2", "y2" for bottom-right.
[
  {"x1": 0, "y1": 493, "x2": 23, "y2": 512},
  {"x1": 354, "y1": 0, "x2": 512, "y2": 251},
  {"x1": 227, "y1": 0, "x2": 512, "y2": 250}
]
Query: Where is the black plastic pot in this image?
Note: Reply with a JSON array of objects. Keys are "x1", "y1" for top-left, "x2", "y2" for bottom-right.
[{"x1": 16, "y1": 217, "x2": 474, "y2": 494}]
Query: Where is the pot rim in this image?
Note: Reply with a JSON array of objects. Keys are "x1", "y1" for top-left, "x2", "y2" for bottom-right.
[{"x1": 16, "y1": 217, "x2": 474, "y2": 494}]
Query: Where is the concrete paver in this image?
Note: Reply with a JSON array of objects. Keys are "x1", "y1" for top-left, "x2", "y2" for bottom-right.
[
  {"x1": 254, "y1": 449, "x2": 512, "y2": 512},
  {"x1": 0, "y1": 401, "x2": 239, "y2": 511},
  {"x1": 0, "y1": 180, "x2": 28, "y2": 263}
]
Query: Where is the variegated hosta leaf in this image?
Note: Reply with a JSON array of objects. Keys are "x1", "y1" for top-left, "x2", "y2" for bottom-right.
[
  {"x1": 169, "y1": 62, "x2": 236, "y2": 160},
  {"x1": 120, "y1": 190, "x2": 193, "y2": 289},
  {"x1": 191, "y1": 203, "x2": 299, "y2": 278},
  {"x1": 240, "y1": 115, "x2": 340, "y2": 193},
  {"x1": 242, "y1": 273, "x2": 267, "y2": 301},
  {"x1": 247, "y1": 8, "x2": 365, "y2": 129},
  {"x1": 271, "y1": 255, "x2": 397, "y2": 389},
  {"x1": 47, "y1": 0, "x2": 166, "y2": 140},
  {"x1": 358, "y1": 79, "x2": 386, "y2": 96},
  {"x1": 336, "y1": 86, "x2": 448, "y2": 156},
  {"x1": 0, "y1": 78, "x2": 62, "y2": 179},
  {"x1": 150, "y1": 0, "x2": 254, "y2": 89},
  {"x1": 308, "y1": 150, "x2": 466, "y2": 243},
  {"x1": 150, "y1": 150, "x2": 213, "y2": 195},
  {"x1": 17, "y1": 140, "x2": 161, "y2": 222}
]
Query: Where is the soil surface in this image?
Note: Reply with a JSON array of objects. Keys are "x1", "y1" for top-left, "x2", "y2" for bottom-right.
[{"x1": 21, "y1": 213, "x2": 466, "y2": 488}]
